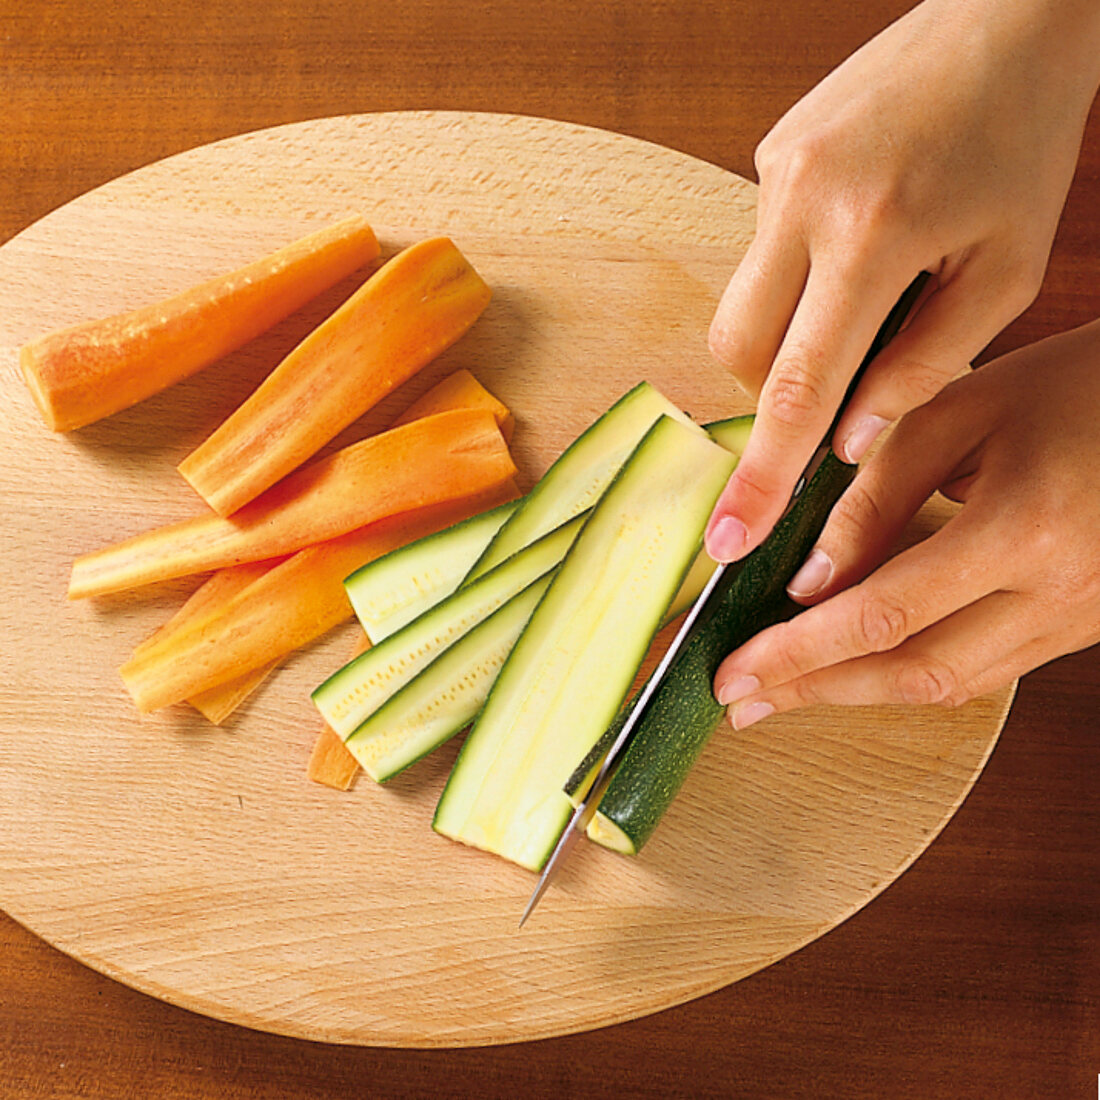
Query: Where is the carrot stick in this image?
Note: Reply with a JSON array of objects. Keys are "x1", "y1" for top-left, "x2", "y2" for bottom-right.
[
  {"x1": 128, "y1": 368, "x2": 517, "y2": 726},
  {"x1": 119, "y1": 482, "x2": 520, "y2": 713},
  {"x1": 189, "y1": 661, "x2": 281, "y2": 725},
  {"x1": 69, "y1": 408, "x2": 515, "y2": 599},
  {"x1": 307, "y1": 629, "x2": 371, "y2": 790},
  {"x1": 129, "y1": 560, "x2": 285, "y2": 724},
  {"x1": 20, "y1": 216, "x2": 380, "y2": 432},
  {"x1": 178, "y1": 237, "x2": 492, "y2": 516},
  {"x1": 393, "y1": 368, "x2": 514, "y2": 443}
]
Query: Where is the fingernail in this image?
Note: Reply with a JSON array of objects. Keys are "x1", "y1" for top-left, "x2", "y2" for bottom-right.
[
  {"x1": 840, "y1": 415, "x2": 890, "y2": 463},
  {"x1": 787, "y1": 548, "x2": 833, "y2": 599},
  {"x1": 706, "y1": 515, "x2": 749, "y2": 562},
  {"x1": 716, "y1": 673, "x2": 761, "y2": 706},
  {"x1": 730, "y1": 700, "x2": 775, "y2": 730}
]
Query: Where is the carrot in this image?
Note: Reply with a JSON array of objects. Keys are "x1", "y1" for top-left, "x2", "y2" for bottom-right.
[
  {"x1": 20, "y1": 216, "x2": 380, "y2": 432},
  {"x1": 307, "y1": 629, "x2": 371, "y2": 790},
  {"x1": 130, "y1": 559, "x2": 285, "y2": 724},
  {"x1": 393, "y1": 368, "x2": 514, "y2": 443},
  {"x1": 189, "y1": 661, "x2": 280, "y2": 725},
  {"x1": 125, "y1": 368, "x2": 517, "y2": 726},
  {"x1": 178, "y1": 237, "x2": 493, "y2": 516},
  {"x1": 119, "y1": 482, "x2": 520, "y2": 713},
  {"x1": 69, "y1": 407, "x2": 515, "y2": 599}
]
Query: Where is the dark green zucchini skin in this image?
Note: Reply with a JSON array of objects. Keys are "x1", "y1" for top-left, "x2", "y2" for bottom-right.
[{"x1": 592, "y1": 450, "x2": 857, "y2": 853}]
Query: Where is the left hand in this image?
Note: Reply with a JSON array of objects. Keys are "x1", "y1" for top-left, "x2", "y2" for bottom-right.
[{"x1": 713, "y1": 318, "x2": 1100, "y2": 728}]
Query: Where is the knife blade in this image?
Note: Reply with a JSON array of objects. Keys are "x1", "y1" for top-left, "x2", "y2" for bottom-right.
[{"x1": 519, "y1": 271, "x2": 931, "y2": 928}]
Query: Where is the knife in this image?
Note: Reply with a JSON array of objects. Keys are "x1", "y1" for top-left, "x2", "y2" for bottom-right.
[{"x1": 519, "y1": 271, "x2": 931, "y2": 928}]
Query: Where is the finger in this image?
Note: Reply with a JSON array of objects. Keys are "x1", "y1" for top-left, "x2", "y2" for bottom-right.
[
  {"x1": 713, "y1": 503, "x2": 1003, "y2": 705},
  {"x1": 705, "y1": 255, "x2": 915, "y2": 563},
  {"x1": 724, "y1": 588, "x2": 1040, "y2": 725},
  {"x1": 785, "y1": 389, "x2": 984, "y2": 603},
  {"x1": 834, "y1": 245, "x2": 1042, "y2": 462},
  {"x1": 708, "y1": 228, "x2": 809, "y2": 399}
]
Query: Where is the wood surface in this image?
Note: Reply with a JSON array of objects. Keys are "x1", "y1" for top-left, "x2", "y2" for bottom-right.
[
  {"x1": 0, "y1": 109, "x2": 1012, "y2": 1047},
  {"x1": 2, "y1": 2, "x2": 1097, "y2": 1097}
]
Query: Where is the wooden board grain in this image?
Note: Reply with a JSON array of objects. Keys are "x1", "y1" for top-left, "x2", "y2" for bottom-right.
[{"x1": 0, "y1": 112, "x2": 1012, "y2": 1047}]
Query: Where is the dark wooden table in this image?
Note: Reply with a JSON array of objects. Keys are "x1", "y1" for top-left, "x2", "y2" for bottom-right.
[{"x1": 3, "y1": 3, "x2": 1098, "y2": 1096}]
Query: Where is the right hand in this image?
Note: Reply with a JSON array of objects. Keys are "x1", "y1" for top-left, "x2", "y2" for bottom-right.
[{"x1": 704, "y1": 0, "x2": 1100, "y2": 564}]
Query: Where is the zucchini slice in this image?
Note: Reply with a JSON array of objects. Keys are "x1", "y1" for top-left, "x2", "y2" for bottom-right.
[
  {"x1": 344, "y1": 499, "x2": 519, "y2": 644},
  {"x1": 587, "y1": 450, "x2": 857, "y2": 855},
  {"x1": 463, "y1": 381, "x2": 696, "y2": 582},
  {"x1": 344, "y1": 572, "x2": 554, "y2": 782},
  {"x1": 432, "y1": 415, "x2": 737, "y2": 871},
  {"x1": 312, "y1": 511, "x2": 587, "y2": 740},
  {"x1": 663, "y1": 413, "x2": 755, "y2": 622}
]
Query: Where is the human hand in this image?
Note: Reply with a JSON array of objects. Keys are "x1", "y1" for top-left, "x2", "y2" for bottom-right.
[
  {"x1": 704, "y1": 0, "x2": 1100, "y2": 564},
  {"x1": 712, "y1": 318, "x2": 1100, "y2": 727}
]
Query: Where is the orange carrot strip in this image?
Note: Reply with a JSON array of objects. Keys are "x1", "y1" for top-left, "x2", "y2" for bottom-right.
[
  {"x1": 119, "y1": 482, "x2": 520, "y2": 713},
  {"x1": 189, "y1": 660, "x2": 281, "y2": 725},
  {"x1": 307, "y1": 722, "x2": 362, "y2": 791},
  {"x1": 129, "y1": 369, "x2": 517, "y2": 726},
  {"x1": 307, "y1": 629, "x2": 371, "y2": 790},
  {"x1": 20, "y1": 216, "x2": 380, "y2": 432},
  {"x1": 69, "y1": 408, "x2": 516, "y2": 599},
  {"x1": 132, "y1": 559, "x2": 282, "y2": 658},
  {"x1": 178, "y1": 237, "x2": 492, "y2": 516},
  {"x1": 393, "y1": 368, "x2": 514, "y2": 443},
  {"x1": 130, "y1": 559, "x2": 285, "y2": 724}
]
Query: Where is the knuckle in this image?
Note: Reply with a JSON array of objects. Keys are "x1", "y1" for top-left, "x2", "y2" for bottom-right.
[
  {"x1": 891, "y1": 357, "x2": 954, "y2": 409},
  {"x1": 856, "y1": 593, "x2": 912, "y2": 653},
  {"x1": 761, "y1": 621, "x2": 817, "y2": 683},
  {"x1": 728, "y1": 461, "x2": 777, "y2": 514},
  {"x1": 894, "y1": 657, "x2": 963, "y2": 706},
  {"x1": 765, "y1": 352, "x2": 832, "y2": 429},
  {"x1": 829, "y1": 480, "x2": 886, "y2": 546}
]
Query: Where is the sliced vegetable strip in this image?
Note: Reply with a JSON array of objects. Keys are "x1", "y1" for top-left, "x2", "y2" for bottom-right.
[
  {"x1": 307, "y1": 630, "x2": 371, "y2": 791},
  {"x1": 20, "y1": 216, "x2": 380, "y2": 432},
  {"x1": 189, "y1": 661, "x2": 281, "y2": 725},
  {"x1": 179, "y1": 237, "x2": 492, "y2": 515},
  {"x1": 70, "y1": 408, "x2": 516, "y2": 599},
  {"x1": 131, "y1": 557, "x2": 285, "y2": 724},
  {"x1": 119, "y1": 482, "x2": 519, "y2": 713},
  {"x1": 393, "y1": 368, "x2": 514, "y2": 442}
]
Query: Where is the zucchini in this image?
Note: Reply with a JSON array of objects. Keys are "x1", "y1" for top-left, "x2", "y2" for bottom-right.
[
  {"x1": 585, "y1": 450, "x2": 857, "y2": 854},
  {"x1": 463, "y1": 381, "x2": 696, "y2": 582},
  {"x1": 344, "y1": 499, "x2": 519, "y2": 644},
  {"x1": 563, "y1": 413, "x2": 756, "y2": 800},
  {"x1": 663, "y1": 413, "x2": 755, "y2": 622},
  {"x1": 432, "y1": 415, "x2": 737, "y2": 871},
  {"x1": 344, "y1": 572, "x2": 553, "y2": 782},
  {"x1": 312, "y1": 511, "x2": 587, "y2": 739}
]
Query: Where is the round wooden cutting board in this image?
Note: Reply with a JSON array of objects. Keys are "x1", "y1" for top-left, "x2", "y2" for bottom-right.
[{"x1": 0, "y1": 112, "x2": 1012, "y2": 1047}]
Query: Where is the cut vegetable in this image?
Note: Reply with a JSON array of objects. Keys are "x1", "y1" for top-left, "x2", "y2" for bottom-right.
[
  {"x1": 71, "y1": 408, "x2": 516, "y2": 599},
  {"x1": 20, "y1": 216, "x2": 380, "y2": 432},
  {"x1": 119, "y1": 481, "x2": 519, "y2": 713},
  {"x1": 345, "y1": 499, "x2": 519, "y2": 644},
  {"x1": 189, "y1": 660, "x2": 281, "y2": 725},
  {"x1": 587, "y1": 451, "x2": 857, "y2": 855},
  {"x1": 663, "y1": 413, "x2": 756, "y2": 622},
  {"x1": 178, "y1": 237, "x2": 492, "y2": 515},
  {"x1": 130, "y1": 557, "x2": 285, "y2": 724},
  {"x1": 345, "y1": 571, "x2": 554, "y2": 783},
  {"x1": 433, "y1": 415, "x2": 736, "y2": 871},
  {"x1": 308, "y1": 629, "x2": 372, "y2": 791},
  {"x1": 393, "y1": 368, "x2": 514, "y2": 443},
  {"x1": 464, "y1": 381, "x2": 696, "y2": 582},
  {"x1": 314, "y1": 511, "x2": 587, "y2": 740}
]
